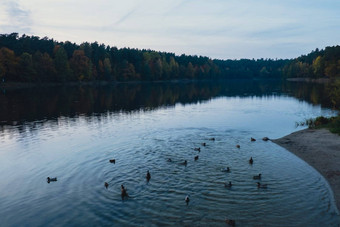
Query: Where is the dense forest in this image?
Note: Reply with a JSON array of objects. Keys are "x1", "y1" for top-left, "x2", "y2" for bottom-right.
[
  {"x1": 282, "y1": 46, "x2": 340, "y2": 79},
  {"x1": 0, "y1": 33, "x2": 289, "y2": 83}
]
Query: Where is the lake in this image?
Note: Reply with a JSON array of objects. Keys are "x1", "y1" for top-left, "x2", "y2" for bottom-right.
[{"x1": 0, "y1": 80, "x2": 339, "y2": 226}]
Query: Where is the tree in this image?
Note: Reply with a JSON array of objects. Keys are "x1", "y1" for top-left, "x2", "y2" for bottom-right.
[
  {"x1": 70, "y1": 49, "x2": 92, "y2": 81},
  {"x1": 54, "y1": 46, "x2": 72, "y2": 82},
  {"x1": 0, "y1": 47, "x2": 18, "y2": 81}
]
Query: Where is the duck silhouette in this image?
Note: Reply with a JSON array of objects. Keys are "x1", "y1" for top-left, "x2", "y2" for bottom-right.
[
  {"x1": 253, "y1": 174, "x2": 262, "y2": 180},
  {"x1": 225, "y1": 219, "x2": 235, "y2": 226},
  {"x1": 109, "y1": 159, "x2": 115, "y2": 164},
  {"x1": 167, "y1": 158, "x2": 172, "y2": 162},
  {"x1": 221, "y1": 167, "x2": 230, "y2": 172},
  {"x1": 47, "y1": 177, "x2": 57, "y2": 183},
  {"x1": 194, "y1": 155, "x2": 199, "y2": 161},
  {"x1": 236, "y1": 144, "x2": 240, "y2": 148},
  {"x1": 251, "y1": 137, "x2": 256, "y2": 142},
  {"x1": 121, "y1": 184, "x2": 129, "y2": 199},
  {"x1": 209, "y1": 138, "x2": 215, "y2": 141},
  {"x1": 180, "y1": 160, "x2": 187, "y2": 166},
  {"x1": 104, "y1": 182, "x2": 109, "y2": 188},
  {"x1": 194, "y1": 147, "x2": 201, "y2": 152},
  {"x1": 249, "y1": 157, "x2": 253, "y2": 165},
  {"x1": 257, "y1": 182, "x2": 268, "y2": 189},
  {"x1": 146, "y1": 170, "x2": 151, "y2": 181},
  {"x1": 262, "y1": 137, "x2": 270, "y2": 141},
  {"x1": 185, "y1": 195, "x2": 190, "y2": 204},
  {"x1": 224, "y1": 181, "x2": 232, "y2": 188}
]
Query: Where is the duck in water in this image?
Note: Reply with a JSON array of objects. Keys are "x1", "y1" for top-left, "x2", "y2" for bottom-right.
[
  {"x1": 225, "y1": 219, "x2": 235, "y2": 226},
  {"x1": 47, "y1": 177, "x2": 57, "y2": 183},
  {"x1": 146, "y1": 170, "x2": 151, "y2": 182},
  {"x1": 109, "y1": 159, "x2": 115, "y2": 164},
  {"x1": 104, "y1": 182, "x2": 109, "y2": 188},
  {"x1": 249, "y1": 157, "x2": 253, "y2": 165},
  {"x1": 180, "y1": 160, "x2": 187, "y2": 166},
  {"x1": 121, "y1": 184, "x2": 129, "y2": 199},
  {"x1": 185, "y1": 195, "x2": 190, "y2": 204},
  {"x1": 224, "y1": 181, "x2": 232, "y2": 188},
  {"x1": 253, "y1": 173, "x2": 261, "y2": 180},
  {"x1": 194, "y1": 155, "x2": 199, "y2": 161},
  {"x1": 257, "y1": 182, "x2": 268, "y2": 189}
]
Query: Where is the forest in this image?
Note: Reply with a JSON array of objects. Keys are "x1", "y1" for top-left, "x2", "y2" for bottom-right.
[{"x1": 0, "y1": 33, "x2": 289, "y2": 83}]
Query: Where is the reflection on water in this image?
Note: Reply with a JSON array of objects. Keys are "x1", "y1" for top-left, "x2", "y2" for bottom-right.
[{"x1": 0, "y1": 80, "x2": 339, "y2": 226}]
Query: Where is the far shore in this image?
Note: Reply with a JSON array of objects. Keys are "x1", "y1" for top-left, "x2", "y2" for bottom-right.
[{"x1": 272, "y1": 128, "x2": 340, "y2": 213}]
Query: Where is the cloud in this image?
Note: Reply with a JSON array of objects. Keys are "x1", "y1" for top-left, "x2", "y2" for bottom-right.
[{"x1": 0, "y1": 0, "x2": 32, "y2": 34}]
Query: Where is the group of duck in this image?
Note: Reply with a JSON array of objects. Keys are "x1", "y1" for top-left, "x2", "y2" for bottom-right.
[{"x1": 46, "y1": 135, "x2": 270, "y2": 226}]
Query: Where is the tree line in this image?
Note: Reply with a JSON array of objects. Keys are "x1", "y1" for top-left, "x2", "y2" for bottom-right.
[
  {"x1": 0, "y1": 33, "x2": 290, "y2": 83},
  {"x1": 282, "y1": 46, "x2": 340, "y2": 79}
]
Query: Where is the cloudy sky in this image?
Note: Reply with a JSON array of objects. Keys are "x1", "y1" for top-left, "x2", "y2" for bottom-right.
[{"x1": 1, "y1": 0, "x2": 339, "y2": 59}]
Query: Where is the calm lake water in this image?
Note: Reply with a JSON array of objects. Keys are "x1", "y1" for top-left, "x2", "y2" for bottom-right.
[{"x1": 0, "y1": 80, "x2": 339, "y2": 226}]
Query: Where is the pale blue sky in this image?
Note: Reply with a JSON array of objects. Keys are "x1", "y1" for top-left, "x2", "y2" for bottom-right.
[{"x1": 1, "y1": 0, "x2": 339, "y2": 59}]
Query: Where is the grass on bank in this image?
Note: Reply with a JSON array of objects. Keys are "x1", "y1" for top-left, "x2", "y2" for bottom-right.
[{"x1": 300, "y1": 116, "x2": 340, "y2": 135}]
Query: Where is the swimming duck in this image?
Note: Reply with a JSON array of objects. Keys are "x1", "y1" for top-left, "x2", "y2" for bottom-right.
[
  {"x1": 47, "y1": 177, "x2": 57, "y2": 183},
  {"x1": 253, "y1": 173, "x2": 262, "y2": 180},
  {"x1": 221, "y1": 167, "x2": 230, "y2": 172},
  {"x1": 180, "y1": 160, "x2": 188, "y2": 166},
  {"x1": 104, "y1": 182, "x2": 109, "y2": 188},
  {"x1": 262, "y1": 137, "x2": 270, "y2": 141},
  {"x1": 224, "y1": 181, "x2": 232, "y2": 188},
  {"x1": 121, "y1": 184, "x2": 129, "y2": 198},
  {"x1": 194, "y1": 155, "x2": 199, "y2": 161},
  {"x1": 146, "y1": 170, "x2": 151, "y2": 181},
  {"x1": 249, "y1": 157, "x2": 253, "y2": 164},
  {"x1": 167, "y1": 158, "x2": 172, "y2": 162},
  {"x1": 251, "y1": 137, "x2": 256, "y2": 142},
  {"x1": 185, "y1": 195, "x2": 190, "y2": 204},
  {"x1": 225, "y1": 219, "x2": 236, "y2": 226},
  {"x1": 257, "y1": 182, "x2": 268, "y2": 189},
  {"x1": 109, "y1": 159, "x2": 115, "y2": 164},
  {"x1": 209, "y1": 138, "x2": 215, "y2": 141},
  {"x1": 236, "y1": 144, "x2": 240, "y2": 148},
  {"x1": 202, "y1": 142, "x2": 206, "y2": 147},
  {"x1": 194, "y1": 147, "x2": 201, "y2": 152}
]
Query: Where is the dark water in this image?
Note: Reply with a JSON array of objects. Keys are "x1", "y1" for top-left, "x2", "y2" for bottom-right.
[{"x1": 0, "y1": 80, "x2": 339, "y2": 226}]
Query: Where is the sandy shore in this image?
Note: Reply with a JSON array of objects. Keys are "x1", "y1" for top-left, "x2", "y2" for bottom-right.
[{"x1": 272, "y1": 128, "x2": 340, "y2": 213}]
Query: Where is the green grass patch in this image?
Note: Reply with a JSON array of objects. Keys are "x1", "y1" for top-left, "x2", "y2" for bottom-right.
[{"x1": 301, "y1": 115, "x2": 340, "y2": 135}]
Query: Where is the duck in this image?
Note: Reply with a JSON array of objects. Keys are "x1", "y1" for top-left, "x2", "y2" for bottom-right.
[
  {"x1": 109, "y1": 159, "x2": 115, "y2": 164},
  {"x1": 225, "y1": 219, "x2": 236, "y2": 226},
  {"x1": 257, "y1": 182, "x2": 268, "y2": 189},
  {"x1": 251, "y1": 137, "x2": 256, "y2": 142},
  {"x1": 224, "y1": 181, "x2": 232, "y2": 188},
  {"x1": 253, "y1": 173, "x2": 262, "y2": 180},
  {"x1": 262, "y1": 137, "x2": 270, "y2": 141},
  {"x1": 46, "y1": 177, "x2": 57, "y2": 183},
  {"x1": 194, "y1": 147, "x2": 201, "y2": 152},
  {"x1": 202, "y1": 142, "x2": 206, "y2": 147},
  {"x1": 194, "y1": 155, "x2": 199, "y2": 161},
  {"x1": 180, "y1": 160, "x2": 188, "y2": 166},
  {"x1": 221, "y1": 167, "x2": 230, "y2": 172},
  {"x1": 236, "y1": 144, "x2": 240, "y2": 148},
  {"x1": 146, "y1": 170, "x2": 151, "y2": 181},
  {"x1": 121, "y1": 184, "x2": 129, "y2": 198},
  {"x1": 104, "y1": 182, "x2": 109, "y2": 188},
  {"x1": 249, "y1": 157, "x2": 253, "y2": 165},
  {"x1": 209, "y1": 138, "x2": 215, "y2": 141},
  {"x1": 167, "y1": 158, "x2": 172, "y2": 162},
  {"x1": 185, "y1": 195, "x2": 190, "y2": 204}
]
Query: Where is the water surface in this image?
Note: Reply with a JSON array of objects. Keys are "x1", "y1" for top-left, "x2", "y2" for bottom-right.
[{"x1": 0, "y1": 81, "x2": 339, "y2": 226}]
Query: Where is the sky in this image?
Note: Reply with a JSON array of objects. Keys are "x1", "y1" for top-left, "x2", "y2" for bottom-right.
[{"x1": 0, "y1": 0, "x2": 339, "y2": 60}]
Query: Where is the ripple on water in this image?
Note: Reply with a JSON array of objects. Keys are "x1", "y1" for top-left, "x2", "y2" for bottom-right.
[{"x1": 0, "y1": 127, "x2": 339, "y2": 226}]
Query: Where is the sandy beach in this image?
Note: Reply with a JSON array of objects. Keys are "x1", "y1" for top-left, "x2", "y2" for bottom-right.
[{"x1": 272, "y1": 128, "x2": 340, "y2": 212}]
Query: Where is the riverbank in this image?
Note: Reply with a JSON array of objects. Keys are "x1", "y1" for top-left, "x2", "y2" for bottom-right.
[{"x1": 272, "y1": 128, "x2": 340, "y2": 212}]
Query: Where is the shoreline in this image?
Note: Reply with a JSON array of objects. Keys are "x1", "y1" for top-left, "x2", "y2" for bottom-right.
[{"x1": 272, "y1": 128, "x2": 340, "y2": 213}]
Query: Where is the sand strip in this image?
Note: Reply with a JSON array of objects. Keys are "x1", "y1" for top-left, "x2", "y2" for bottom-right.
[{"x1": 272, "y1": 128, "x2": 340, "y2": 212}]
